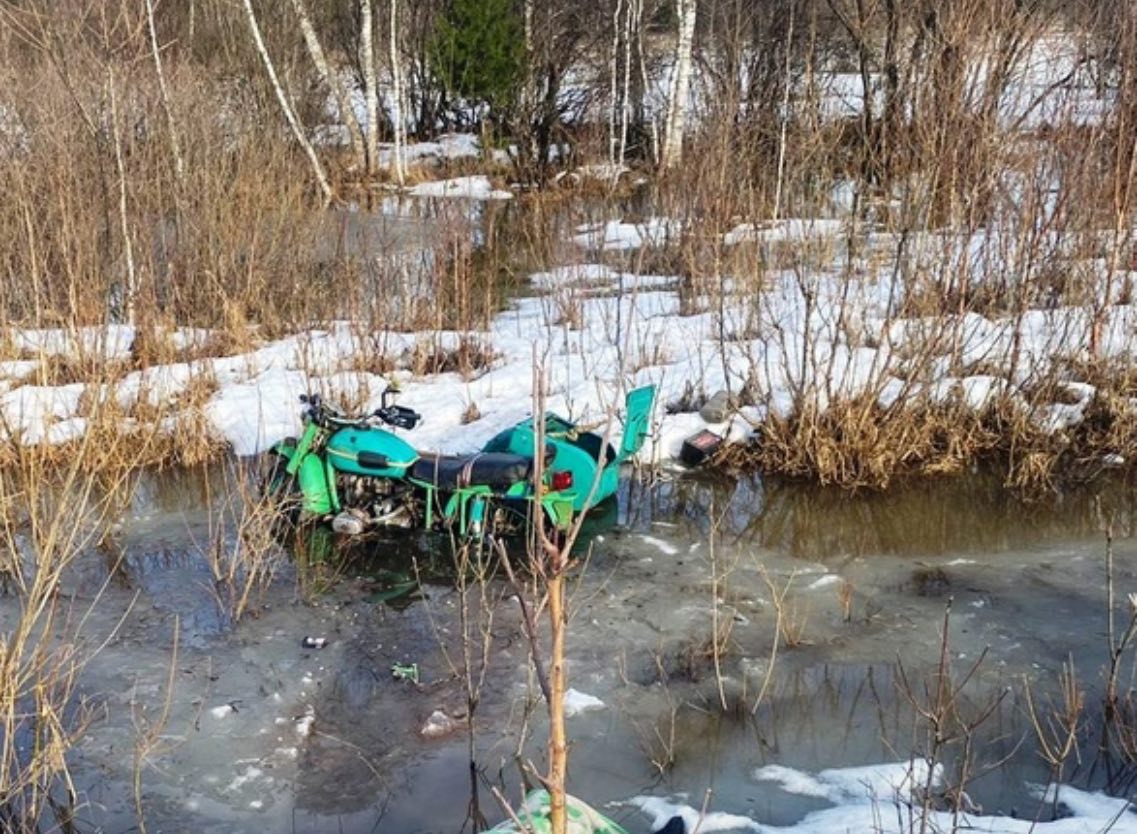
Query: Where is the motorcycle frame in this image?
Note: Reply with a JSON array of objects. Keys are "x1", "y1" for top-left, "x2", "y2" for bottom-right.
[{"x1": 272, "y1": 421, "x2": 575, "y2": 537}]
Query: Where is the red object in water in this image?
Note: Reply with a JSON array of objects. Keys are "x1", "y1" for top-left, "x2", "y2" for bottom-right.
[{"x1": 550, "y1": 470, "x2": 573, "y2": 491}]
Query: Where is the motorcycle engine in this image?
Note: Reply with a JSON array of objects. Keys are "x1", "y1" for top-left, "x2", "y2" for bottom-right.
[{"x1": 337, "y1": 475, "x2": 415, "y2": 528}]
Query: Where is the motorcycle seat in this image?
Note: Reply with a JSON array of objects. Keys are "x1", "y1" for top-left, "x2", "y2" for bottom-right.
[{"x1": 412, "y1": 452, "x2": 534, "y2": 490}]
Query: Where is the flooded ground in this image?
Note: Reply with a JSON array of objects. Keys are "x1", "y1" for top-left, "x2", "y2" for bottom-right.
[{"x1": 15, "y1": 463, "x2": 1137, "y2": 833}]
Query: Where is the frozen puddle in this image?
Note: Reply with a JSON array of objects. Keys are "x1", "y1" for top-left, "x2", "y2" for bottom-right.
[{"x1": 21, "y1": 467, "x2": 1137, "y2": 832}]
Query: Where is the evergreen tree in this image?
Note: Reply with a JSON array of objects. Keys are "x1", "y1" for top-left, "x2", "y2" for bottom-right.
[{"x1": 429, "y1": 0, "x2": 526, "y2": 126}]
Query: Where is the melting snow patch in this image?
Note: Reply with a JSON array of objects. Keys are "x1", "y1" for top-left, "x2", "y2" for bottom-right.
[
  {"x1": 640, "y1": 535, "x2": 679, "y2": 556},
  {"x1": 563, "y1": 689, "x2": 605, "y2": 717},
  {"x1": 806, "y1": 575, "x2": 841, "y2": 591},
  {"x1": 529, "y1": 263, "x2": 616, "y2": 290},
  {"x1": 227, "y1": 766, "x2": 262, "y2": 792},
  {"x1": 626, "y1": 796, "x2": 762, "y2": 833},
  {"x1": 294, "y1": 705, "x2": 315, "y2": 737},
  {"x1": 408, "y1": 176, "x2": 512, "y2": 200},
  {"x1": 0, "y1": 360, "x2": 38, "y2": 381},
  {"x1": 572, "y1": 217, "x2": 681, "y2": 251},
  {"x1": 728, "y1": 761, "x2": 1137, "y2": 834}
]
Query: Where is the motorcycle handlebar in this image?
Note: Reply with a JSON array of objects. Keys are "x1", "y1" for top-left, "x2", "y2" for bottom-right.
[{"x1": 300, "y1": 389, "x2": 418, "y2": 430}]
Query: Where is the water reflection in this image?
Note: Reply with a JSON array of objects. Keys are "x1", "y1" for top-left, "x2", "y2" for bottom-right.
[{"x1": 627, "y1": 470, "x2": 1137, "y2": 559}]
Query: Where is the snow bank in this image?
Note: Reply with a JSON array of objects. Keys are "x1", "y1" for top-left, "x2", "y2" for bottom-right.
[
  {"x1": 407, "y1": 175, "x2": 512, "y2": 200},
  {"x1": 626, "y1": 761, "x2": 1137, "y2": 833},
  {"x1": 1, "y1": 206, "x2": 1133, "y2": 462}
]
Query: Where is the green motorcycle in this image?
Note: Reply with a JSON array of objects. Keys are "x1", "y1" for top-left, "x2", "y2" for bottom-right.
[{"x1": 263, "y1": 390, "x2": 578, "y2": 540}]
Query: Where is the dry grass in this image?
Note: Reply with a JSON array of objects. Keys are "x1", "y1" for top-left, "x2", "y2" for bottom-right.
[
  {"x1": 200, "y1": 464, "x2": 285, "y2": 624},
  {"x1": 720, "y1": 398, "x2": 997, "y2": 491},
  {"x1": 0, "y1": 423, "x2": 143, "y2": 829}
]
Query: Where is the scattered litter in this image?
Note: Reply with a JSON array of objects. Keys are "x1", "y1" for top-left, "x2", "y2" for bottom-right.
[
  {"x1": 680, "y1": 428, "x2": 724, "y2": 467},
  {"x1": 392, "y1": 662, "x2": 420, "y2": 684},
  {"x1": 699, "y1": 390, "x2": 731, "y2": 423},
  {"x1": 564, "y1": 689, "x2": 606, "y2": 717},
  {"x1": 210, "y1": 703, "x2": 237, "y2": 719},
  {"x1": 294, "y1": 705, "x2": 315, "y2": 737},
  {"x1": 639, "y1": 536, "x2": 678, "y2": 556},
  {"x1": 421, "y1": 709, "x2": 460, "y2": 739},
  {"x1": 227, "y1": 765, "x2": 262, "y2": 792},
  {"x1": 301, "y1": 636, "x2": 327, "y2": 649}
]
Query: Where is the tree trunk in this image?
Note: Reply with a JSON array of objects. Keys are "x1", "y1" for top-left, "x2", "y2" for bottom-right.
[
  {"x1": 608, "y1": 0, "x2": 623, "y2": 168},
  {"x1": 108, "y1": 74, "x2": 138, "y2": 325},
  {"x1": 289, "y1": 0, "x2": 367, "y2": 173},
  {"x1": 389, "y1": 0, "x2": 405, "y2": 183},
  {"x1": 360, "y1": 0, "x2": 381, "y2": 178},
  {"x1": 240, "y1": 0, "x2": 334, "y2": 201},
  {"x1": 772, "y1": 1, "x2": 795, "y2": 222},
  {"x1": 547, "y1": 566, "x2": 568, "y2": 834},
  {"x1": 661, "y1": 0, "x2": 697, "y2": 169},
  {"x1": 145, "y1": 0, "x2": 185, "y2": 185}
]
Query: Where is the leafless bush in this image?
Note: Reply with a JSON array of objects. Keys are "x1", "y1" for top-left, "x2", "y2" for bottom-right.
[
  {"x1": 0, "y1": 425, "x2": 141, "y2": 830},
  {"x1": 200, "y1": 463, "x2": 285, "y2": 624}
]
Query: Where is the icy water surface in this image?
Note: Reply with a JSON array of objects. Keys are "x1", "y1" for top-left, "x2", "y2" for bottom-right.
[{"x1": 14, "y1": 465, "x2": 1137, "y2": 833}]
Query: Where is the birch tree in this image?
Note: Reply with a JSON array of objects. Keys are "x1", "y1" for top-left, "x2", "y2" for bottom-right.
[
  {"x1": 608, "y1": 0, "x2": 644, "y2": 170},
  {"x1": 288, "y1": 0, "x2": 367, "y2": 173},
  {"x1": 389, "y1": 0, "x2": 405, "y2": 183},
  {"x1": 144, "y1": 0, "x2": 185, "y2": 186},
  {"x1": 360, "y1": 0, "x2": 381, "y2": 177},
  {"x1": 240, "y1": 0, "x2": 333, "y2": 200},
  {"x1": 661, "y1": 0, "x2": 697, "y2": 169}
]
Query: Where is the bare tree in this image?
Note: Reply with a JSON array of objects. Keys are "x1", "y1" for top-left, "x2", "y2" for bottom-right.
[
  {"x1": 144, "y1": 0, "x2": 185, "y2": 186},
  {"x1": 360, "y1": 0, "x2": 380, "y2": 177},
  {"x1": 389, "y1": 0, "x2": 405, "y2": 183},
  {"x1": 239, "y1": 0, "x2": 334, "y2": 200},
  {"x1": 288, "y1": 0, "x2": 367, "y2": 173},
  {"x1": 662, "y1": 0, "x2": 697, "y2": 168}
]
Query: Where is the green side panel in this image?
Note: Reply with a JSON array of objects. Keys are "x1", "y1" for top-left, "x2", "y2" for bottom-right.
[
  {"x1": 297, "y1": 453, "x2": 333, "y2": 515},
  {"x1": 486, "y1": 424, "x2": 616, "y2": 512},
  {"x1": 618, "y1": 385, "x2": 656, "y2": 461}
]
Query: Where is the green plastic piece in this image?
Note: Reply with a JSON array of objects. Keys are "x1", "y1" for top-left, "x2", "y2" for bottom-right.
[
  {"x1": 482, "y1": 790, "x2": 630, "y2": 834},
  {"x1": 391, "y1": 662, "x2": 419, "y2": 684},
  {"x1": 618, "y1": 385, "x2": 655, "y2": 462}
]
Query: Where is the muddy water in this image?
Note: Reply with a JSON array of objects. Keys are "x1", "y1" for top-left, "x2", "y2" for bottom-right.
[{"x1": 14, "y1": 466, "x2": 1137, "y2": 833}]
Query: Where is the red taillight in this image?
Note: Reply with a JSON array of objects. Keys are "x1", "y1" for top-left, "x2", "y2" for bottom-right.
[{"x1": 551, "y1": 470, "x2": 573, "y2": 491}]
